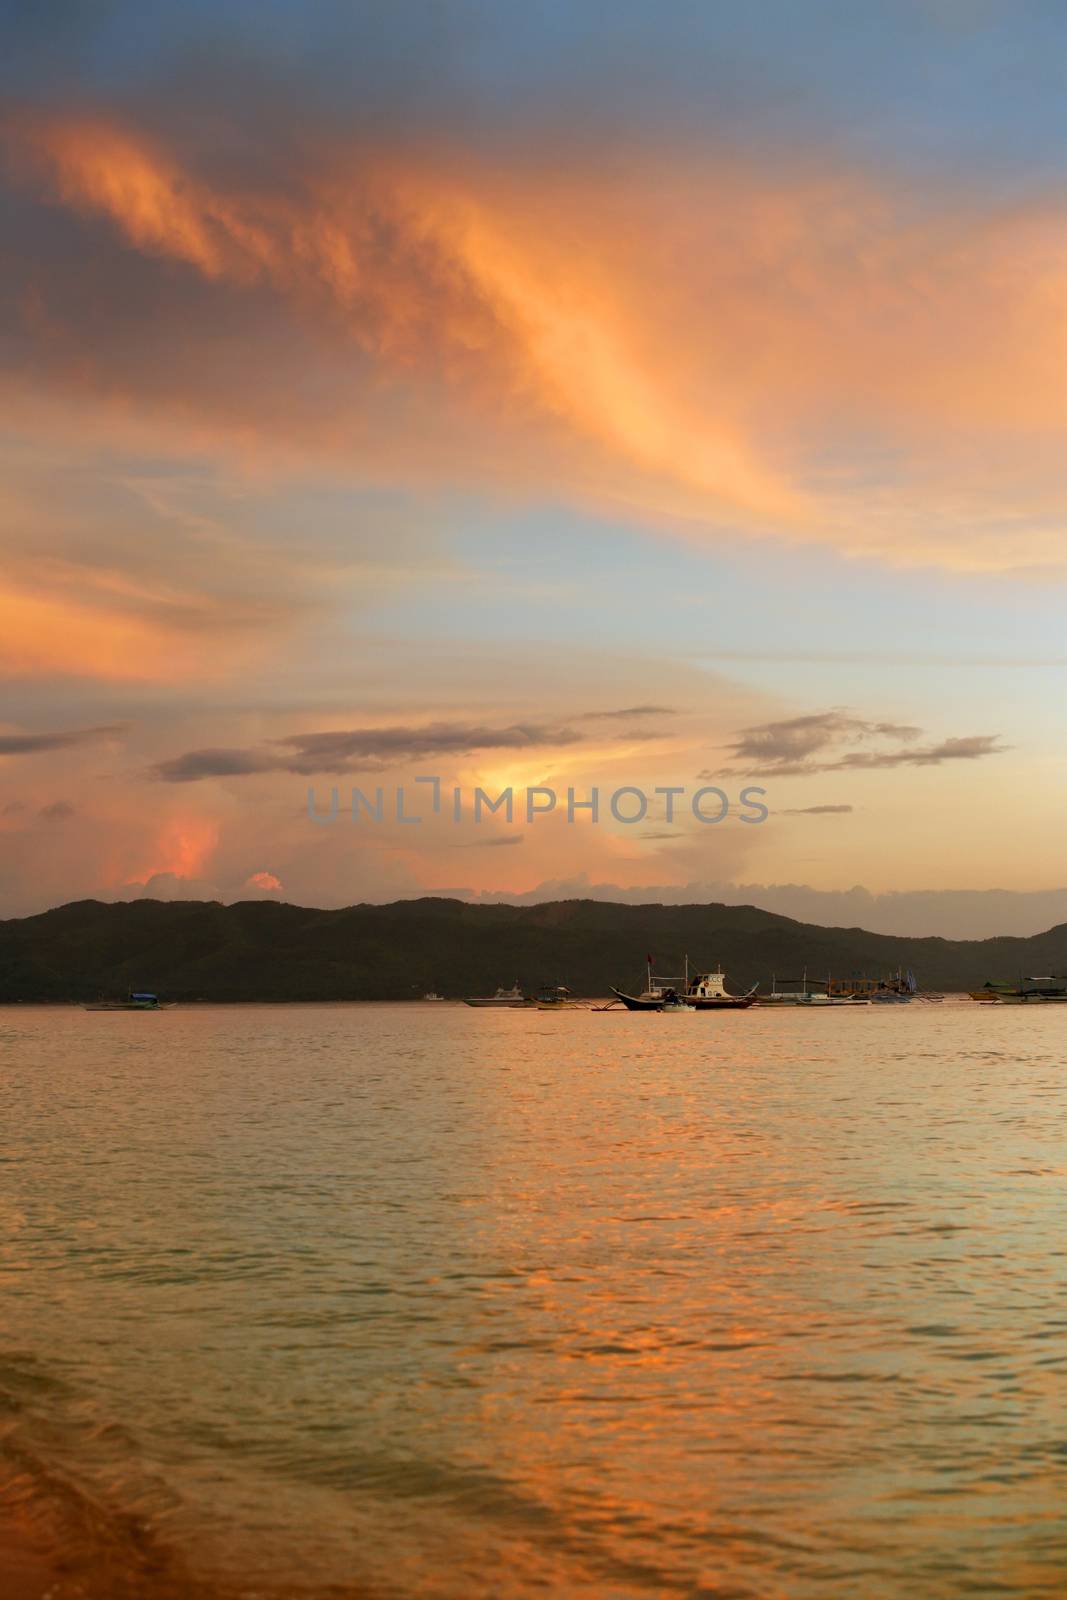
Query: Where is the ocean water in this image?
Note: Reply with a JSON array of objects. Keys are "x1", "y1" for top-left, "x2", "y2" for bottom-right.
[{"x1": 2, "y1": 1000, "x2": 1067, "y2": 1598}]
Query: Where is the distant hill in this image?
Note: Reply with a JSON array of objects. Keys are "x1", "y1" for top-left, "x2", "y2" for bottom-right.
[{"x1": 1, "y1": 897, "x2": 1064, "y2": 1001}]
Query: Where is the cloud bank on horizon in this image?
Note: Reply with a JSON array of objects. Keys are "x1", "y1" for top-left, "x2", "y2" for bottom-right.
[{"x1": 1, "y1": 2, "x2": 1066, "y2": 930}]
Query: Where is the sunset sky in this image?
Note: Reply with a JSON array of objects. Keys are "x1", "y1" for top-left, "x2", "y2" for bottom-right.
[{"x1": 3, "y1": 1, "x2": 1067, "y2": 937}]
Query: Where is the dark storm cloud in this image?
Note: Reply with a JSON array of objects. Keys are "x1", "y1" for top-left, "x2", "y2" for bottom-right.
[{"x1": 154, "y1": 722, "x2": 584, "y2": 782}]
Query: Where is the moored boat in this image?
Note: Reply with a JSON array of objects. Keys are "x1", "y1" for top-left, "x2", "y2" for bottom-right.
[
  {"x1": 84, "y1": 991, "x2": 171, "y2": 1012},
  {"x1": 611, "y1": 956, "x2": 753, "y2": 1012},
  {"x1": 610, "y1": 986, "x2": 665, "y2": 1011},
  {"x1": 756, "y1": 973, "x2": 867, "y2": 1006},
  {"x1": 970, "y1": 982, "x2": 1014, "y2": 1002},
  {"x1": 685, "y1": 968, "x2": 757, "y2": 1010},
  {"x1": 830, "y1": 969, "x2": 922, "y2": 1002},
  {"x1": 635, "y1": 955, "x2": 678, "y2": 1006},
  {"x1": 610, "y1": 955, "x2": 680, "y2": 1011},
  {"x1": 464, "y1": 983, "x2": 529, "y2": 1008},
  {"x1": 536, "y1": 984, "x2": 577, "y2": 1010},
  {"x1": 755, "y1": 974, "x2": 829, "y2": 1006},
  {"x1": 974, "y1": 976, "x2": 1067, "y2": 1004}
]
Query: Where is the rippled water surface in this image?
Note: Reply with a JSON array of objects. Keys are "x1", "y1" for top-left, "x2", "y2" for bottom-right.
[{"x1": 2, "y1": 1001, "x2": 1067, "y2": 1597}]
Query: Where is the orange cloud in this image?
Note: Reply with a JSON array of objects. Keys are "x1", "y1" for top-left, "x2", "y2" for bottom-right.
[
  {"x1": 7, "y1": 116, "x2": 805, "y2": 523},
  {"x1": 8, "y1": 111, "x2": 1067, "y2": 568},
  {"x1": 127, "y1": 814, "x2": 219, "y2": 886}
]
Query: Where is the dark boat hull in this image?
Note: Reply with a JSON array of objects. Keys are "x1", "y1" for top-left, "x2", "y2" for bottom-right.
[
  {"x1": 610, "y1": 988, "x2": 663, "y2": 1011},
  {"x1": 686, "y1": 996, "x2": 756, "y2": 1009},
  {"x1": 84, "y1": 1002, "x2": 171, "y2": 1011}
]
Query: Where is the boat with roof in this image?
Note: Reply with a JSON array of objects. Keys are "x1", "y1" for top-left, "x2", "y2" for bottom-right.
[
  {"x1": 685, "y1": 967, "x2": 757, "y2": 1010},
  {"x1": 971, "y1": 976, "x2": 1067, "y2": 1004},
  {"x1": 464, "y1": 983, "x2": 530, "y2": 1008},
  {"x1": 756, "y1": 972, "x2": 867, "y2": 1006},
  {"x1": 536, "y1": 984, "x2": 579, "y2": 1010},
  {"x1": 611, "y1": 956, "x2": 754, "y2": 1011},
  {"x1": 84, "y1": 991, "x2": 172, "y2": 1012}
]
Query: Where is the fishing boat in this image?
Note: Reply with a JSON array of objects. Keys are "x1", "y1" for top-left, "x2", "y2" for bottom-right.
[
  {"x1": 464, "y1": 983, "x2": 529, "y2": 1008},
  {"x1": 1027, "y1": 977, "x2": 1067, "y2": 999},
  {"x1": 609, "y1": 984, "x2": 691, "y2": 1012},
  {"x1": 685, "y1": 968, "x2": 757, "y2": 1010},
  {"x1": 536, "y1": 984, "x2": 577, "y2": 1010},
  {"x1": 421, "y1": 991, "x2": 446, "y2": 1001},
  {"x1": 609, "y1": 986, "x2": 665, "y2": 1011},
  {"x1": 611, "y1": 955, "x2": 692, "y2": 1011},
  {"x1": 831, "y1": 969, "x2": 924, "y2": 1002},
  {"x1": 612, "y1": 956, "x2": 745, "y2": 1011},
  {"x1": 973, "y1": 976, "x2": 1067, "y2": 1004},
  {"x1": 756, "y1": 973, "x2": 867, "y2": 1006},
  {"x1": 970, "y1": 981, "x2": 1015, "y2": 1002},
  {"x1": 84, "y1": 991, "x2": 171, "y2": 1012},
  {"x1": 756, "y1": 974, "x2": 832, "y2": 1006},
  {"x1": 611, "y1": 955, "x2": 672, "y2": 1010}
]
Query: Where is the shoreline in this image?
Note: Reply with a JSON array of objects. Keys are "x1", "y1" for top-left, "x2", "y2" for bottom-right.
[{"x1": 0, "y1": 992, "x2": 982, "y2": 1006}]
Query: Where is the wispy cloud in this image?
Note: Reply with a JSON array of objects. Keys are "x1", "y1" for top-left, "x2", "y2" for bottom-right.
[
  {"x1": 717, "y1": 711, "x2": 1006, "y2": 777},
  {"x1": 153, "y1": 749, "x2": 280, "y2": 783},
  {"x1": 727, "y1": 712, "x2": 919, "y2": 769},
  {"x1": 10, "y1": 106, "x2": 1067, "y2": 570},
  {"x1": 783, "y1": 804, "x2": 854, "y2": 815},
  {"x1": 457, "y1": 833, "x2": 525, "y2": 848},
  {"x1": 153, "y1": 722, "x2": 585, "y2": 782},
  {"x1": 0, "y1": 724, "x2": 123, "y2": 756},
  {"x1": 580, "y1": 705, "x2": 676, "y2": 720},
  {"x1": 834, "y1": 735, "x2": 1005, "y2": 770}
]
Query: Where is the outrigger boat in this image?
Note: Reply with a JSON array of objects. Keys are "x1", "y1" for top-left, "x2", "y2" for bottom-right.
[
  {"x1": 831, "y1": 969, "x2": 937, "y2": 1002},
  {"x1": 536, "y1": 984, "x2": 577, "y2": 1010},
  {"x1": 611, "y1": 957, "x2": 752, "y2": 1011},
  {"x1": 84, "y1": 991, "x2": 172, "y2": 1012},
  {"x1": 971, "y1": 977, "x2": 1067, "y2": 1004},
  {"x1": 756, "y1": 973, "x2": 867, "y2": 1006},
  {"x1": 970, "y1": 981, "x2": 1015, "y2": 1003},
  {"x1": 610, "y1": 955, "x2": 677, "y2": 1010},
  {"x1": 609, "y1": 986, "x2": 667, "y2": 1011}
]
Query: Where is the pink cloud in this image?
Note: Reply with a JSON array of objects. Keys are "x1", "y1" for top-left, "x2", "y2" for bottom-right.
[{"x1": 245, "y1": 870, "x2": 283, "y2": 891}]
